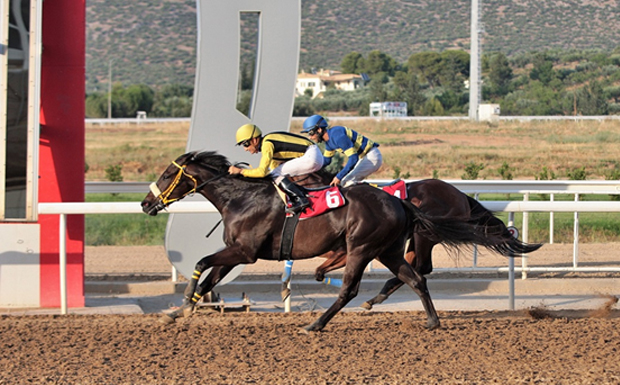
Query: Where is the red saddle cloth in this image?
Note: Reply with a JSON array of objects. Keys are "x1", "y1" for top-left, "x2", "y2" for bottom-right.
[
  {"x1": 287, "y1": 186, "x2": 346, "y2": 219},
  {"x1": 371, "y1": 179, "x2": 408, "y2": 199}
]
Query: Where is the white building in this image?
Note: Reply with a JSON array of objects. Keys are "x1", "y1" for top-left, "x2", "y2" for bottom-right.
[
  {"x1": 295, "y1": 69, "x2": 365, "y2": 99},
  {"x1": 369, "y1": 102, "x2": 408, "y2": 117}
]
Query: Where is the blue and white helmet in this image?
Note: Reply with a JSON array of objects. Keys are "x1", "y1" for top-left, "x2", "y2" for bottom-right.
[{"x1": 301, "y1": 114, "x2": 328, "y2": 133}]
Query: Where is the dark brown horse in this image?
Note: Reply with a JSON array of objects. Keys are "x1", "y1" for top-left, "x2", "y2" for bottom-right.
[
  {"x1": 293, "y1": 175, "x2": 542, "y2": 309},
  {"x1": 141, "y1": 151, "x2": 508, "y2": 332}
]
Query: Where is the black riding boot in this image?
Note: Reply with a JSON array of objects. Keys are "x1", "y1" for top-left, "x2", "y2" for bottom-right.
[{"x1": 277, "y1": 177, "x2": 311, "y2": 214}]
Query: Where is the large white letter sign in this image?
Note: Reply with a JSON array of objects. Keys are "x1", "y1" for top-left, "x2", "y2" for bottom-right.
[{"x1": 166, "y1": 0, "x2": 301, "y2": 281}]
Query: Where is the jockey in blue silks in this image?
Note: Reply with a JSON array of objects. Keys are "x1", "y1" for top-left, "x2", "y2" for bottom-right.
[{"x1": 301, "y1": 114, "x2": 383, "y2": 187}]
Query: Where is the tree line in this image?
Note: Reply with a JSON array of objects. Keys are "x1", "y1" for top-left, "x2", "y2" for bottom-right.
[{"x1": 85, "y1": 48, "x2": 620, "y2": 118}]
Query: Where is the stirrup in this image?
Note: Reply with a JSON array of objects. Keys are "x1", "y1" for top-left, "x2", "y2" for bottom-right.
[{"x1": 285, "y1": 200, "x2": 310, "y2": 215}]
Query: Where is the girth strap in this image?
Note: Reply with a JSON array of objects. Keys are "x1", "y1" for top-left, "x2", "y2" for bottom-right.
[{"x1": 279, "y1": 212, "x2": 300, "y2": 261}]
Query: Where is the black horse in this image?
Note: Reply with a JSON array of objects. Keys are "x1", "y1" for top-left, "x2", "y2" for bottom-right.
[
  {"x1": 293, "y1": 176, "x2": 542, "y2": 309},
  {"x1": 141, "y1": 151, "x2": 508, "y2": 332}
]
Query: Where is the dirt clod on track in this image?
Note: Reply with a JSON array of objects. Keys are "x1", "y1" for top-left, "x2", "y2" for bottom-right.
[{"x1": 2, "y1": 309, "x2": 620, "y2": 384}]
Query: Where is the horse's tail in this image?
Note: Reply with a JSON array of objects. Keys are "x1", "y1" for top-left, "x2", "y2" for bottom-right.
[
  {"x1": 401, "y1": 199, "x2": 542, "y2": 255},
  {"x1": 465, "y1": 195, "x2": 543, "y2": 256}
]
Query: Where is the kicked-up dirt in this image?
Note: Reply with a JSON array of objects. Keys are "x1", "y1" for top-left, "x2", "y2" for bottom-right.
[{"x1": 1, "y1": 306, "x2": 619, "y2": 384}]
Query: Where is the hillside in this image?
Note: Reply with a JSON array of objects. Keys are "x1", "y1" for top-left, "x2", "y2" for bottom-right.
[{"x1": 86, "y1": 0, "x2": 620, "y2": 92}]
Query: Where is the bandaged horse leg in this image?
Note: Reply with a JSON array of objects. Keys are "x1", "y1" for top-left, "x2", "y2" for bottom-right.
[
  {"x1": 162, "y1": 245, "x2": 252, "y2": 323},
  {"x1": 161, "y1": 265, "x2": 235, "y2": 324},
  {"x1": 281, "y1": 260, "x2": 294, "y2": 301}
]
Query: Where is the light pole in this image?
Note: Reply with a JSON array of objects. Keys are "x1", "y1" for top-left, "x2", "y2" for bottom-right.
[
  {"x1": 107, "y1": 60, "x2": 113, "y2": 119},
  {"x1": 469, "y1": 0, "x2": 481, "y2": 121}
]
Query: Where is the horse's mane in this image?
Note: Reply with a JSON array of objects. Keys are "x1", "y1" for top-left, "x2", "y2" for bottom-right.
[
  {"x1": 188, "y1": 150, "x2": 272, "y2": 185},
  {"x1": 189, "y1": 151, "x2": 231, "y2": 174}
]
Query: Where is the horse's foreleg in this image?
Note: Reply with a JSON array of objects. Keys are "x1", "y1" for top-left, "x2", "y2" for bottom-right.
[
  {"x1": 302, "y1": 256, "x2": 368, "y2": 334},
  {"x1": 314, "y1": 249, "x2": 347, "y2": 282},
  {"x1": 162, "y1": 245, "x2": 253, "y2": 323},
  {"x1": 378, "y1": 253, "x2": 440, "y2": 330}
]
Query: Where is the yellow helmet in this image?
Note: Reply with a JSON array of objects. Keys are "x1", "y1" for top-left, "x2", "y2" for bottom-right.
[{"x1": 235, "y1": 124, "x2": 262, "y2": 145}]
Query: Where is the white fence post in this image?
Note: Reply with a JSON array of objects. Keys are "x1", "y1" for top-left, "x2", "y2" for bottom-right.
[
  {"x1": 573, "y1": 193, "x2": 579, "y2": 268},
  {"x1": 171, "y1": 265, "x2": 178, "y2": 283},
  {"x1": 472, "y1": 193, "x2": 480, "y2": 268},
  {"x1": 59, "y1": 214, "x2": 68, "y2": 315},
  {"x1": 549, "y1": 193, "x2": 554, "y2": 244},
  {"x1": 508, "y1": 212, "x2": 515, "y2": 310},
  {"x1": 522, "y1": 193, "x2": 529, "y2": 280}
]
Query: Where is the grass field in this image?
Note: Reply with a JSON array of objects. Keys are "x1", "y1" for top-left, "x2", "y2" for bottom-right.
[
  {"x1": 85, "y1": 118, "x2": 620, "y2": 245},
  {"x1": 86, "y1": 118, "x2": 620, "y2": 182}
]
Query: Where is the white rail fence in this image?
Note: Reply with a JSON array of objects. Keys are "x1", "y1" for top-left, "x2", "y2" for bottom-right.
[
  {"x1": 88, "y1": 179, "x2": 620, "y2": 258},
  {"x1": 38, "y1": 180, "x2": 620, "y2": 314}
]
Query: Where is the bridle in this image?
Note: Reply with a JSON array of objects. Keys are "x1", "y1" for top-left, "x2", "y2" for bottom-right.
[
  {"x1": 149, "y1": 161, "x2": 198, "y2": 207},
  {"x1": 149, "y1": 158, "x2": 240, "y2": 208}
]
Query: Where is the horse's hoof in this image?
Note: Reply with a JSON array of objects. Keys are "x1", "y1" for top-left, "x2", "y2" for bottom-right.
[
  {"x1": 426, "y1": 320, "x2": 441, "y2": 330},
  {"x1": 360, "y1": 301, "x2": 373, "y2": 310},
  {"x1": 159, "y1": 314, "x2": 176, "y2": 325},
  {"x1": 301, "y1": 323, "x2": 322, "y2": 334},
  {"x1": 297, "y1": 328, "x2": 310, "y2": 335},
  {"x1": 281, "y1": 287, "x2": 291, "y2": 302},
  {"x1": 182, "y1": 305, "x2": 195, "y2": 318}
]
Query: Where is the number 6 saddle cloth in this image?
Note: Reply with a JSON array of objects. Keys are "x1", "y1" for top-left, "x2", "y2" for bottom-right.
[{"x1": 277, "y1": 185, "x2": 346, "y2": 219}]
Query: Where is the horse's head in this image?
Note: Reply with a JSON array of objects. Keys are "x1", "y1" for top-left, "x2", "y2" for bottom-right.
[{"x1": 141, "y1": 151, "x2": 230, "y2": 215}]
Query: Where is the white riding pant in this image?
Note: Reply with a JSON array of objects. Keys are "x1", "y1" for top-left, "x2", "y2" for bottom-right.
[
  {"x1": 340, "y1": 147, "x2": 383, "y2": 187},
  {"x1": 271, "y1": 144, "x2": 324, "y2": 184}
]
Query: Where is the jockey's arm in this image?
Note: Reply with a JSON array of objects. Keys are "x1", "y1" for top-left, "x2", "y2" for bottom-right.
[
  {"x1": 335, "y1": 147, "x2": 359, "y2": 181},
  {"x1": 242, "y1": 141, "x2": 274, "y2": 178}
]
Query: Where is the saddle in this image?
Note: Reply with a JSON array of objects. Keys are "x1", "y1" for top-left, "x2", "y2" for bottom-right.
[{"x1": 368, "y1": 179, "x2": 408, "y2": 199}]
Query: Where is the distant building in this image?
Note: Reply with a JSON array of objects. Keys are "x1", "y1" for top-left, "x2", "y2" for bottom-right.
[
  {"x1": 369, "y1": 102, "x2": 408, "y2": 117},
  {"x1": 295, "y1": 69, "x2": 366, "y2": 99},
  {"x1": 478, "y1": 103, "x2": 500, "y2": 122}
]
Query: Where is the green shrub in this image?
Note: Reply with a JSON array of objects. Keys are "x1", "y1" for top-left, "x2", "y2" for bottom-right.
[
  {"x1": 461, "y1": 162, "x2": 485, "y2": 180},
  {"x1": 536, "y1": 166, "x2": 556, "y2": 180},
  {"x1": 105, "y1": 164, "x2": 123, "y2": 182},
  {"x1": 392, "y1": 166, "x2": 410, "y2": 180},
  {"x1": 498, "y1": 161, "x2": 513, "y2": 180},
  {"x1": 567, "y1": 166, "x2": 587, "y2": 180}
]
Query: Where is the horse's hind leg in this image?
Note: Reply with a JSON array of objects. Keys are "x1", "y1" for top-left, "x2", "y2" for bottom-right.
[
  {"x1": 361, "y1": 242, "x2": 414, "y2": 309},
  {"x1": 362, "y1": 237, "x2": 435, "y2": 310},
  {"x1": 361, "y1": 234, "x2": 433, "y2": 310},
  {"x1": 361, "y1": 276, "x2": 404, "y2": 310},
  {"x1": 378, "y1": 253, "x2": 440, "y2": 330}
]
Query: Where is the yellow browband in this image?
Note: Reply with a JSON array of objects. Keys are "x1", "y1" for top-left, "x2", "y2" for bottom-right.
[{"x1": 150, "y1": 160, "x2": 198, "y2": 206}]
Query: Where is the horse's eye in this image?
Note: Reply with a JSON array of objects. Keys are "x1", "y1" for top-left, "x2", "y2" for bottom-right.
[{"x1": 162, "y1": 174, "x2": 171, "y2": 180}]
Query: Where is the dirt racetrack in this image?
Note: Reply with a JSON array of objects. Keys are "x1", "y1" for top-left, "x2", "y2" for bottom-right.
[
  {"x1": 2, "y1": 307, "x2": 620, "y2": 384},
  {"x1": 1, "y1": 244, "x2": 619, "y2": 384}
]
